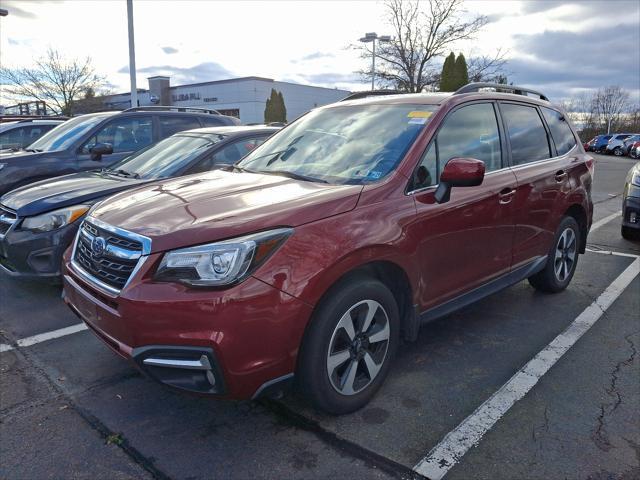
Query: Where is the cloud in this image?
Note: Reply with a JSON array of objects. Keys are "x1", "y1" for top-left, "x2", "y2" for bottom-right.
[
  {"x1": 300, "y1": 51, "x2": 335, "y2": 61},
  {"x1": 298, "y1": 72, "x2": 361, "y2": 86},
  {"x1": 161, "y1": 46, "x2": 178, "y2": 54},
  {"x1": 510, "y1": 24, "x2": 639, "y2": 99},
  {"x1": 119, "y1": 62, "x2": 235, "y2": 85}
]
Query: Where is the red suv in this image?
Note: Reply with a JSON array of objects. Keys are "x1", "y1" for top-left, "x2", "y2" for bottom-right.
[{"x1": 63, "y1": 84, "x2": 593, "y2": 414}]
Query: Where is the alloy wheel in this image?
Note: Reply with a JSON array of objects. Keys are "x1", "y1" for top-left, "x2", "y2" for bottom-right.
[
  {"x1": 554, "y1": 227, "x2": 577, "y2": 282},
  {"x1": 326, "y1": 299, "x2": 390, "y2": 396}
]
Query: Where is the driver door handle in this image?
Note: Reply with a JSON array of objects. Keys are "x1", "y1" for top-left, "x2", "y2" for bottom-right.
[{"x1": 498, "y1": 187, "x2": 516, "y2": 204}]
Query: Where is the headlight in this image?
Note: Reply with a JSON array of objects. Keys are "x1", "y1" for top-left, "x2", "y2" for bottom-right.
[
  {"x1": 632, "y1": 172, "x2": 640, "y2": 187},
  {"x1": 155, "y1": 228, "x2": 293, "y2": 287},
  {"x1": 20, "y1": 205, "x2": 91, "y2": 232}
]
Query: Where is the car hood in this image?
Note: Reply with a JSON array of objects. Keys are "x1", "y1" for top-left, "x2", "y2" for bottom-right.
[
  {"x1": 1, "y1": 171, "x2": 146, "y2": 217},
  {"x1": 0, "y1": 149, "x2": 52, "y2": 161},
  {"x1": 90, "y1": 170, "x2": 363, "y2": 253}
]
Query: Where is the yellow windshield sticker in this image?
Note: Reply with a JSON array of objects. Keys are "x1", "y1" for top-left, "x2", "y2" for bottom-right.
[{"x1": 408, "y1": 111, "x2": 432, "y2": 118}]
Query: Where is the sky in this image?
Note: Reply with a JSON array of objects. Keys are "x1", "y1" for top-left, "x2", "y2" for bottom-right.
[{"x1": 1, "y1": 0, "x2": 639, "y2": 104}]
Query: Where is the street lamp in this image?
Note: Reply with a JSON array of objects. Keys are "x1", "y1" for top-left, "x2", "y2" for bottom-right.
[
  {"x1": 359, "y1": 32, "x2": 391, "y2": 91},
  {"x1": 127, "y1": 0, "x2": 138, "y2": 108}
]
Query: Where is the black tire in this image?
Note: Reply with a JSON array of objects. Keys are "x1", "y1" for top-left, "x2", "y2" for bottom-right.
[
  {"x1": 297, "y1": 274, "x2": 399, "y2": 415},
  {"x1": 528, "y1": 216, "x2": 581, "y2": 293},
  {"x1": 621, "y1": 225, "x2": 639, "y2": 241}
]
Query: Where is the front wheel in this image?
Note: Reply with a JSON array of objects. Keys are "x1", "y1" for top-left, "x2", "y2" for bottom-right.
[
  {"x1": 297, "y1": 276, "x2": 399, "y2": 414},
  {"x1": 613, "y1": 147, "x2": 623, "y2": 156},
  {"x1": 622, "y1": 225, "x2": 639, "y2": 241},
  {"x1": 528, "y1": 216, "x2": 581, "y2": 293}
]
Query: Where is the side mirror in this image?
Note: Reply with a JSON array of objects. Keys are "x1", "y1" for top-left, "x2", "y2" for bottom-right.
[
  {"x1": 90, "y1": 142, "x2": 113, "y2": 161},
  {"x1": 434, "y1": 157, "x2": 485, "y2": 204}
]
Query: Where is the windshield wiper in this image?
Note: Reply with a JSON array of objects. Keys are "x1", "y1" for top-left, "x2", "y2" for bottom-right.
[
  {"x1": 255, "y1": 169, "x2": 328, "y2": 184},
  {"x1": 105, "y1": 168, "x2": 140, "y2": 179},
  {"x1": 24, "y1": 148, "x2": 42, "y2": 153}
]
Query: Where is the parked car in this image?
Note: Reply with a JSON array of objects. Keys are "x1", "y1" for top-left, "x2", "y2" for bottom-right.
[
  {"x1": 605, "y1": 133, "x2": 635, "y2": 156},
  {"x1": 622, "y1": 135, "x2": 640, "y2": 156},
  {"x1": 0, "y1": 126, "x2": 278, "y2": 280},
  {"x1": 629, "y1": 141, "x2": 640, "y2": 159},
  {"x1": 0, "y1": 119, "x2": 66, "y2": 150},
  {"x1": 62, "y1": 83, "x2": 594, "y2": 414},
  {"x1": 0, "y1": 106, "x2": 240, "y2": 196},
  {"x1": 584, "y1": 135, "x2": 612, "y2": 153},
  {"x1": 621, "y1": 162, "x2": 640, "y2": 240}
]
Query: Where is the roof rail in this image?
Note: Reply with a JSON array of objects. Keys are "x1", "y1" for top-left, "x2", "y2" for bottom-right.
[
  {"x1": 340, "y1": 90, "x2": 403, "y2": 102},
  {"x1": 454, "y1": 82, "x2": 549, "y2": 101},
  {"x1": 123, "y1": 106, "x2": 221, "y2": 115}
]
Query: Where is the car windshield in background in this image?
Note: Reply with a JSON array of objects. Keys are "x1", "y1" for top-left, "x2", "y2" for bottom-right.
[
  {"x1": 107, "y1": 133, "x2": 225, "y2": 179},
  {"x1": 237, "y1": 104, "x2": 438, "y2": 184},
  {"x1": 28, "y1": 114, "x2": 108, "y2": 152}
]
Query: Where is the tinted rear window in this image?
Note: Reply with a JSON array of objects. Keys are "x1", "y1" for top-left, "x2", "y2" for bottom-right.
[
  {"x1": 541, "y1": 107, "x2": 576, "y2": 156},
  {"x1": 501, "y1": 103, "x2": 551, "y2": 165}
]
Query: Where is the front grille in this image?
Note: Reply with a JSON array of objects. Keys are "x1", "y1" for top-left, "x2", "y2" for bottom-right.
[
  {"x1": 0, "y1": 205, "x2": 17, "y2": 236},
  {"x1": 73, "y1": 220, "x2": 143, "y2": 291}
]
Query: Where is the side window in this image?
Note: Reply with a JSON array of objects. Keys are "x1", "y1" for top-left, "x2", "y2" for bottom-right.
[
  {"x1": 0, "y1": 127, "x2": 24, "y2": 147},
  {"x1": 159, "y1": 116, "x2": 202, "y2": 137},
  {"x1": 541, "y1": 107, "x2": 576, "y2": 156},
  {"x1": 411, "y1": 103, "x2": 501, "y2": 190},
  {"x1": 24, "y1": 126, "x2": 45, "y2": 141},
  {"x1": 501, "y1": 104, "x2": 551, "y2": 165},
  {"x1": 82, "y1": 116, "x2": 153, "y2": 154},
  {"x1": 201, "y1": 117, "x2": 224, "y2": 127},
  {"x1": 187, "y1": 137, "x2": 268, "y2": 174}
]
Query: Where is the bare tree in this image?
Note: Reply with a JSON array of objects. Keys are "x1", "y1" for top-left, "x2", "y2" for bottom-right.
[
  {"x1": 592, "y1": 86, "x2": 630, "y2": 134},
  {"x1": 467, "y1": 47, "x2": 509, "y2": 83},
  {"x1": 0, "y1": 48, "x2": 105, "y2": 116},
  {"x1": 355, "y1": 0, "x2": 488, "y2": 92}
]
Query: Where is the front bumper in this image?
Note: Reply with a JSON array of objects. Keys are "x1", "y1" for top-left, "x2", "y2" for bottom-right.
[
  {"x1": 622, "y1": 193, "x2": 640, "y2": 230},
  {"x1": 0, "y1": 221, "x2": 80, "y2": 280},
  {"x1": 62, "y1": 251, "x2": 313, "y2": 400}
]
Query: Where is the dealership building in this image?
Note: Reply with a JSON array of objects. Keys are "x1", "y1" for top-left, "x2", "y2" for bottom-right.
[{"x1": 99, "y1": 76, "x2": 351, "y2": 124}]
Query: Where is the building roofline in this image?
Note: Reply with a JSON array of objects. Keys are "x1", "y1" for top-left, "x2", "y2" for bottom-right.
[{"x1": 170, "y1": 76, "x2": 274, "y2": 90}]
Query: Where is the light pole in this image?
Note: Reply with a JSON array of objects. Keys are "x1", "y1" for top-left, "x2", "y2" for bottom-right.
[
  {"x1": 359, "y1": 32, "x2": 391, "y2": 91},
  {"x1": 127, "y1": 0, "x2": 138, "y2": 108}
]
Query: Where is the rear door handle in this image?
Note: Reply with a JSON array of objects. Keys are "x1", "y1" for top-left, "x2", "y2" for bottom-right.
[
  {"x1": 499, "y1": 187, "x2": 516, "y2": 204},
  {"x1": 555, "y1": 170, "x2": 568, "y2": 182}
]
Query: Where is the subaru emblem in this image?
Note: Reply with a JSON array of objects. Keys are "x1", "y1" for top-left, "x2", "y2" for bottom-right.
[{"x1": 91, "y1": 236, "x2": 106, "y2": 257}]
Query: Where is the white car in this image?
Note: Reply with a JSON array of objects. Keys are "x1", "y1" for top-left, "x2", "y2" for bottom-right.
[
  {"x1": 605, "y1": 133, "x2": 637, "y2": 156},
  {"x1": 0, "y1": 119, "x2": 66, "y2": 150}
]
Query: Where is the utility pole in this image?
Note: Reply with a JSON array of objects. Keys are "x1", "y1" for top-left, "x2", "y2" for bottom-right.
[{"x1": 127, "y1": 0, "x2": 138, "y2": 108}]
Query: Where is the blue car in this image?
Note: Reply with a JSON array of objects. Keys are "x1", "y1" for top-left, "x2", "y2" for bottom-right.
[{"x1": 586, "y1": 134, "x2": 613, "y2": 153}]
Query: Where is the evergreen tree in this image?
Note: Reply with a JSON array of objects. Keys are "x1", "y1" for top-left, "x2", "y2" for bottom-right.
[
  {"x1": 264, "y1": 89, "x2": 279, "y2": 123},
  {"x1": 439, "y1": 52, "x2": 456, "y2": 92},
  {"x1": 454, "y1": 53, "x2": 469, "y2": 89},
  {"x1": 277, "y1": 91, "x2": 287, "y2": 122}
]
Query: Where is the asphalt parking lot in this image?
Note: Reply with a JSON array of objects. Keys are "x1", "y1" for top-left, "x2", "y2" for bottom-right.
[{"x1": 1, "y1": 153, "x2": 638, "y2": 480}]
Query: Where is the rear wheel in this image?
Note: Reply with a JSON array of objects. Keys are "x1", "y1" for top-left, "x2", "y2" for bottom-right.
[
  {"x1": 297, "y1": 275, "x2": 399, "y2": 414},
  {"x1": 528, "y1": 216, "x2": 580, "y2": 293},
  {"x1": 613, "y1": 147, "x2": 623, "y2": 156}
]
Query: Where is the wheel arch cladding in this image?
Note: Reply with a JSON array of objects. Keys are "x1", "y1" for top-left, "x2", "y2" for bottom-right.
[
  {"x1": 564, "y1": 203, "x2": 588, "y2": 253},
  {"x1": 311, "y1": 260, "x2": 417, "y2": 344}
]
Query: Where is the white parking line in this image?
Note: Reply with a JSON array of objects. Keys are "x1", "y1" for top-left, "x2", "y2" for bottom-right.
[
  {"x1": 590, "y1": 212, "x2": 620, "y2": 232},
  {"x1": 0, "y1": 323, "x2": 87, "y2": 353},
  {"x1": 413, "y1": 253, "x2": 640, "y2": 479}
]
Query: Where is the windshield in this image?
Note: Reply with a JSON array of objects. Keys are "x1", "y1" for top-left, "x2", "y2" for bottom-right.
[
  {"x1": 237, "y1": 104, "x2": 438, "y2": 184},
  {"x1": 28, "y1": 114, "x2": 109, "y2": 152},
  {"x1": 107, "y1": 133, "x2": 225, "y2": 179}
]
